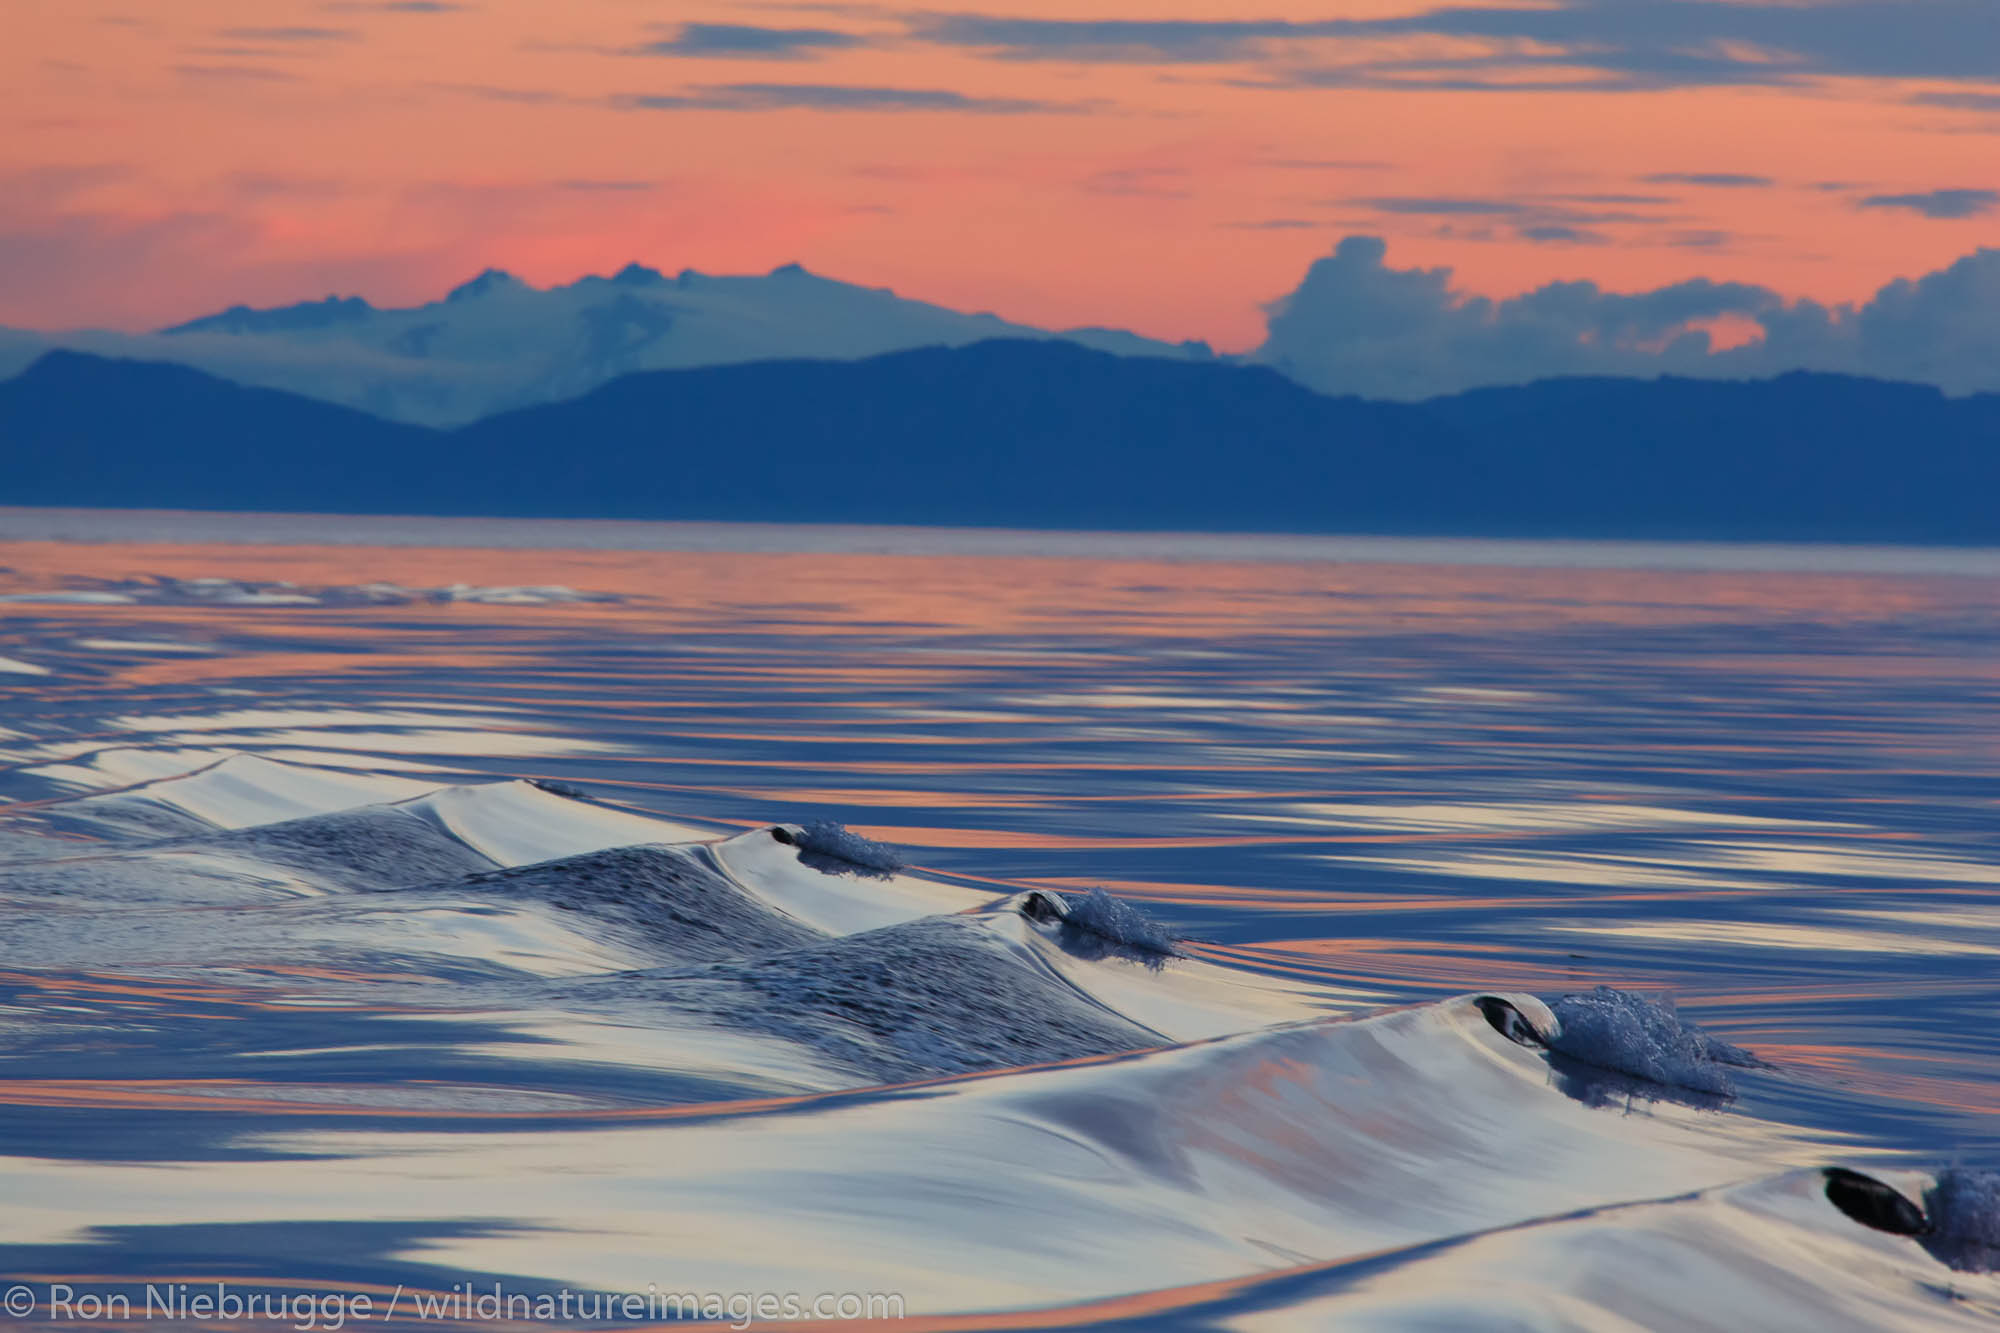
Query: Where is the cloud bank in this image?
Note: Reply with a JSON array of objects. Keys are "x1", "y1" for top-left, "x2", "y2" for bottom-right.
[
  {"x1": 1255, "y1": 236, "x2": 2000, "y2": 399},
  {"x1": 1859, "y1": 188, "x2": 1999, "y2": 219},
  {"x1": 590, "y1": 4, "x2": 2000, "y2": 99},
  {"x1": 906, "y1": 2, "x2": 2000, "y2": 91}
]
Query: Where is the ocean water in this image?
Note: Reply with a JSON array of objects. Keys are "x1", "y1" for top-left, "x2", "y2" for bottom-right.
[{"x1": 0, "y1": 511, "x2": 1996, "y2": 1329}]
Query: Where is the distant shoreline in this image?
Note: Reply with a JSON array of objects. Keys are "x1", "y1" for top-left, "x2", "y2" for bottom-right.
[{"x1": 5, "y1": 506, "x2": 1998, "y2": 577}]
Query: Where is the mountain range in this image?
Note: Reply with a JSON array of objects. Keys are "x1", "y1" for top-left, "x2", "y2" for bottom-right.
[
  {"x1": 0, "y1": 263, "x2": 1209, "y2": 428},
  {"x1": 7, "y1": 340, "x2": 1997, "y2": 543}
]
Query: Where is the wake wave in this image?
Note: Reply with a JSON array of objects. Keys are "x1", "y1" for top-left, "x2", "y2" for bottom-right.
[
  {"x1": 423, "y1": 844, "x2": 829, "y2": 963},
  {"x1": 0, "y1": 751, "x2": 1992, "y2": 1326}
]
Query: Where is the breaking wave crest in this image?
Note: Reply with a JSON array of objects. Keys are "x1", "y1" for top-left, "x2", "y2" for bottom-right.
[
  {"x1": 1928, "y1": 1168, "x2": 2000, "y2": 1273},
  {"x1": 1057, "y1": 887, "x2": 1181, "y2": 967},
  {"x1": 1545, "y1": 985, "x2": 1760, "y2": 1097},
  {"x1": 785, "y1": 821, "x2": 907, "y2": 879}
]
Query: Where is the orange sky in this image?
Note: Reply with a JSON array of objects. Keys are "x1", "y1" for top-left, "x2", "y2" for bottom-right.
[{"x1": 5, "y1": 0, "x2": 1998, "y2": 349}]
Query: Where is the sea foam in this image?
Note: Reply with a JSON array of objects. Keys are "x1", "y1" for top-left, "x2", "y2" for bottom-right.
[
  {"x1": 1545, "y1": 986, "x2": 1758, "y2": 1096},
  {"x1": 792, "y1": 822, "x2": 907, "y2": 879},
  {"x1": 1058, "y1": 887, "x2": 1182, "y2": 966},
  {"x1": 1927, "y1": 1168, "x2": 2000, "y2": 1273}
]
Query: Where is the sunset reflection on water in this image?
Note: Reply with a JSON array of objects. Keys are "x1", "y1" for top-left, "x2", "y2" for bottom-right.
[{"x1": 0, "y1": 522, "x2": 1996, "y2": 1321}]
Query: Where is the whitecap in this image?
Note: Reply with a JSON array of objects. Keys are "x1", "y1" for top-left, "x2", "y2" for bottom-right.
[
  {"x1": 1545, "y1": 986, "x2": 1758, "y2": 1097},
  {"x1": 1928, "y1": 1167, "x2": 2000, "y2": 1273}
]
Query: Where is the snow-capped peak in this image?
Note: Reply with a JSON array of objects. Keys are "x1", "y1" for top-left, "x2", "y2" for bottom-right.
[{"x1": 8, "y1": 262, "x2": 1212, "y2": 426}]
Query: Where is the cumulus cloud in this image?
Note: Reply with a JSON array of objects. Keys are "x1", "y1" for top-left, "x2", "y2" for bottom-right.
[
  {"x1": 1254, "y1": 235, "x2": 2000, "y2": 399},
  {"x1": 1859, "y1": 188, "x2": 1998, "y2": 218}
]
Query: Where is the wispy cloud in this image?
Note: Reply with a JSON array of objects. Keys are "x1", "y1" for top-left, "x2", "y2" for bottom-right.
[
  {"x1": 222, "y1": 172, "x2": 348, "y2": 202},
  {"x1": 173, "y1": 64, "x2": 305, "y2": 82},
  {"x1": 612, "y1": 83, "x2": 1083, "y2": 113},
  {"x1": 555, "y1": 179, "x2": 659, "y2": 192},
  {"x1": 1360, "y1": 197, "x2": 1528, "y2": 216},
  {"x1": 1553, "y1": 193, "x2": 1676, "y2": 205},
  {"x1": 638, "y1": 23, "x2": 867, "y2": 60},
  {"x1": 1641, "y1": 172, "x2": 1776, "y2": 188},
  {"x1": 6, "y1": 164, "x2": 135, "y2": 205},
  {"x1": 182, "y1": 45, "x2": 323, "y2": 61},
  {"x1": 1347, "y1": 192, "x2": 1678, "y2": 241},
  {"x1": 1859, "y1": 187, "x2": 1999, "y2": 218},
  {"x1": 322, "y1": 2, "x2": 469, "y2": 11},
  {"x1": 217, "y1": 26, "x2": 358, "y2": 43},
  {"x1": 1220, "y1": 218, "x2": 1326, "y2": 230},
  {"x1": 737, "y1": 1, "x2": 891, "y2": 14},
  {"x1": 432, "y1": 83, "x2": 573, "y2": 104},
  {"x1": 1909, "y1": 90, "x2": 2000, "y2": 111},
  {"x1": 1255, "y1": 158, "x2": 1394, "y2": 172},
  {"x1": 1081, "y1": 167, "x2": 1191, "y2": 198},
  {"x1": 0, "y1": 209, "x2": 262, "y2": 329},
  {"x1": 907, "y1": 15, "x2": 1302, "y2": 64},
  {"x1": 1519, "y1": 224, "x2": 1608, "y2": 245}
]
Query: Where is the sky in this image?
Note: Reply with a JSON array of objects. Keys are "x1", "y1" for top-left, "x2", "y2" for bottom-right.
[{"x1": 5, "y1": 0, "x2": 1998, "y2": 350}]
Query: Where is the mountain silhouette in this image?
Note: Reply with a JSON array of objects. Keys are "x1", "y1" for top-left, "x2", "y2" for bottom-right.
[{"x1": 6, "y1": 341, "x2": 1996, "y2": 541}]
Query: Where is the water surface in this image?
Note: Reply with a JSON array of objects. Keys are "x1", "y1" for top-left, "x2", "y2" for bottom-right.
[{"x1": 0, "y1": 514, "x2": 1995, "y2": 1328}]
